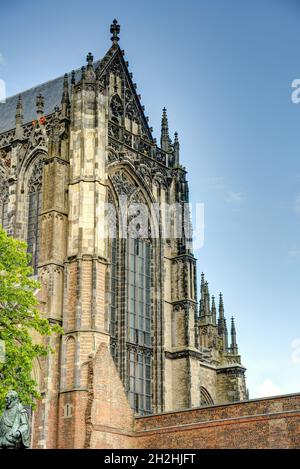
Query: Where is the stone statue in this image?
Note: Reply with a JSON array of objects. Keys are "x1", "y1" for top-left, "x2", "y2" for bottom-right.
[{"x1": 0, "y1": 391, "x2": 30, "y2": 449}]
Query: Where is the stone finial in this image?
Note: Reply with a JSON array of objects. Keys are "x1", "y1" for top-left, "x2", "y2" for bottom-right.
[
  {"x1": 71, "y1": 70, "x2": 76, "y2": 85},
  {"x1": 219, "y1": 293, "x2": 224, "y2": 317},
  {"x1": 81, "y1": 66, "x2": 86, "y2": 81},
  {"x1": 63, "y1": 73, "x2": 69, "y2": 91},
  {"x1": 224, "y1": 318, "x2": 229, "y2": 352},
  {"x1": 211, "y1": 295, "x2": 217, "y2": 325},
  {"x1": 85, "y1": 52, "x2": 96, "y2": 82},
  {"x1": 230, "y1": 316, "x2": 238, "y2": 354},
  {"x1": 161, "y1": 107, "x2": 170, "y2": 152},
  {"x1": 36, "y1": 93, "x2": 44, "y2": 115},
  {"x1": 86, "y1": 52, "x2": 93, "y2": 67},
  {"x1": 110, "y1": 19, "x2": 120, "y2": 44},
  {"x1": 16, "y1": 95, "x2": 23, "y2": 123},
  {"x1": 201, "y1": 272, "x2": 205, "y2": 287},
  {"x1": 199, "y1": 272, "x2": 205, "y2": 317},
  {"x1": 204, "y1": 281, "x2": 211, "y2": 318},
  {"x1": 218, "y1": 293, "x2": 226, "y2": 336},
  {"x1": 174, "y1": 131, "x2": 180, "y2": 165},
  {"x1": 61, "y1": 73, "x2": 70, "y2": 118},
  {"x1": 15, "y1": 95, "x2": 23, "y2": 140}
]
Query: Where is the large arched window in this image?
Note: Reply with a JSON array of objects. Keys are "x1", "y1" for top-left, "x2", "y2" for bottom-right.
[
  {"x1": 108, "y1": 171, "x2": 153, "y2": 416},
  {"x1": 110, "y1": 237, "x2": 118, "y2": 363},
  {"x1": 127, "y1": 238, "x2": 152, "y2": 415},
  {"x1": 109, "y1": 237, "x2": 152, "y2": 415},
  {"x1": 27, "y1": 160, "x2": 43, "y2": 274}
]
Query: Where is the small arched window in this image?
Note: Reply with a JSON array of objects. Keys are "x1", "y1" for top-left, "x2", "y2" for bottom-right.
[{"x1": 27, "y1": 160, "x2": 43, "y2": 274}]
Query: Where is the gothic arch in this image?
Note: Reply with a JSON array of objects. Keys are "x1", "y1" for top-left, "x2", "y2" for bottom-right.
[
  {"x1": 17, "y1": 147, "x2": 47, "y2": 183},
  {"x1": 200, "y1": 386, "x2": 214, "y2": 406},
  {"x1": 25, "y1": 157, "x2": 44, "y2": 273},
  {"x1": 15, "y1": 150, "x2": 46, "y2": 242},
  {"x1": 108, "y1": 160, "x2": 158, "y2": 208},
  {"x1": 107, "y1": 162, "x2": 164, "y2": 415},
  {"x1": 108, "y1": 161, "x2": 161, "y2": 240}
]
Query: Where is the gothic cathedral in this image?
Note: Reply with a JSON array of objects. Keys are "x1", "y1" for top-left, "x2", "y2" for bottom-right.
[{"x1": 0, "y1": 21, "x2": 248, "y2": 448}]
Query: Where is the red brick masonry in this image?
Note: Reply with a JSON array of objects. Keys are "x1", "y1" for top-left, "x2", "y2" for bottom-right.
[
  {"x1": 135, "y1": 394, "x2": 300, "y2": 448},
  {"x1": 85, "y1": 344, "x2": 300, "y2": 449}
]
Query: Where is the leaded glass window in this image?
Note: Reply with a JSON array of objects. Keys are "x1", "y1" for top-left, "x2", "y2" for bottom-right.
[
  {"x1": 128, "y1": 350, "x2": 151, "y2": 415},
  {"x1": 127, "y1": 238, "x2": 152, "y2": 415},
  {"x1": 27, "y1": 161, "x2": 43, "y2": 274},
  {"x1": 110, "y1": 238, "x2": 118, "y2": 362}
]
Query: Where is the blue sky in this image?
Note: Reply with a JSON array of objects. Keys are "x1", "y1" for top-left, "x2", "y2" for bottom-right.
[{"x1": 1, "y1": 0, "x2": 300, "y2": 398}]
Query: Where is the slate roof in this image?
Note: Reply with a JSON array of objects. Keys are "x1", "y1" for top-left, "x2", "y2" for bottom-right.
[{"x1": 0, "y1": 64, "x2": 98, "y2": 134}]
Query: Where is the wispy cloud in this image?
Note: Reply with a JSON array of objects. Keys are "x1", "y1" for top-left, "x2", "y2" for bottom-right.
[
  {"x1": 225, "y1": 191, "x2": 245, "y2": 204},
  {"x1": 295, "y1": 195, "x2": 300, "y2": 214},
  {"x1": 0, "y1": 53, "x2": 5, "y2": 66},
  {"x1": 208, "y1": 176, "x2": 227, "y2": 190},
  {"x1": 254, "y1": 379, "x2": 282, "y2": 398},
  {"x1": 207, "y1": 176, "x2": 245, "y2": 206}
]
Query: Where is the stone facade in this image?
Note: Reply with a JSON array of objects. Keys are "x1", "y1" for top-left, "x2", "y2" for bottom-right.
[{"x1": 0, "y1": 20, "x2": 249, "y2": 448}]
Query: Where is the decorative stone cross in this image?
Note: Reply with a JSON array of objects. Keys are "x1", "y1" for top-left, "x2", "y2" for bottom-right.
[{"x1": 110, "y1": 19, "x2": 120, "y2": 44}]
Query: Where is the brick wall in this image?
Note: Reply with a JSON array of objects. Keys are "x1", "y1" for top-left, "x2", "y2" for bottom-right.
[
  {"x1": 86, "y1": 343, "x2": 135, "y2": 449},
  {"x1": 133, "y1": 394, "x2": 300, "y2": 449},
  {"x1": 34, "y1": 339, "x2": 300, "y2": 448},
  {"x1": 85, "y1": 343, "x2": 300, "y2": 449}
]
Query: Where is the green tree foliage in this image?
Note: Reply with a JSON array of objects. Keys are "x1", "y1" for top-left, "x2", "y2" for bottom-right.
[{"x1": 0, "y1": 227, "x2": 62, "y2": 411}]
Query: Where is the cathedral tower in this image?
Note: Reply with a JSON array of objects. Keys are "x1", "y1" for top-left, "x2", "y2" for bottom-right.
[{"x1": 0, "y1": 20, "x2": 248, "y2": 448}]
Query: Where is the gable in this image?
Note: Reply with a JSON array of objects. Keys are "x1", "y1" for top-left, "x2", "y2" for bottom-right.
[{"x1": 96, "y1": 46, "x2": 153, "y2": 142}]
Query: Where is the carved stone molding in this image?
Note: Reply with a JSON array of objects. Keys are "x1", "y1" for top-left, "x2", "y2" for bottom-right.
[{"x1": 111, "y1": 170, "x2": 137, "y2": 197}]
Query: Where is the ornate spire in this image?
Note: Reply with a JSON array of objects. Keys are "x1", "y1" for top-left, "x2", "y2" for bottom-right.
[
  {"x1": 200, "y1": 275, "x2": 213, "y2": 323},
  {"x1": 199, "y1": 272, "x2": 205, "y2": 317},
  {"x1": 218, "y1": 293, "x2": 225, "y2": 335},
  {"x1": 161, "y1": 107, "x2": 170, "y2": 152},
  {"x1": 230, "y1": 317, "x2": 238, "y2": 354},
  {"x1": 15, "y1": 95, "x2": 23, "y2": 139},
  {"x1": 36, "y1": 93, "x2": 44, "y2": 115},
  {"x1": 86, "y1": 52, "x2": 93, "y2": 68},
  {"x1": 174, "y1": 131, "x2": 180, "y2": 166},
  {"x1": 71, "y1": 70, "x2": 76, "y2": 85},
  {"x1": 224, "y1": 318, "x2": 229, "y2": 353},
  {"x1": 15, "y1": 95, "x2": 23, "y2": 122},
  {"x1": 211, "y1": 295, "x2": 217, "y2": 325},
  {"x1": 15, "y1": 95, "x2": 23, "y2": 140},
  {"x1": 61, "y1": 73, "x2": 70, "y2": 118},
  {"x1": 201, "y1": 272, "x2": 205, "y2": 292},
  {"x1": 110, "y1": 19, "x2": 120, "y2": 44},
  {"x1": 204, "y1": 281, "x2": 211, "y2": 318},
  {"x1": 219, "y1": 293, "x2": 224, "y2": 317}
]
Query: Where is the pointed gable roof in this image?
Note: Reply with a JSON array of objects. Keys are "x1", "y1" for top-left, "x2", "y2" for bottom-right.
[
  {"x1": 0, "y1": 39, "x2": 153, "y2": 142},
  {"x1": 95, "y1": 43, "x2": 153, "y2": 142}
]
